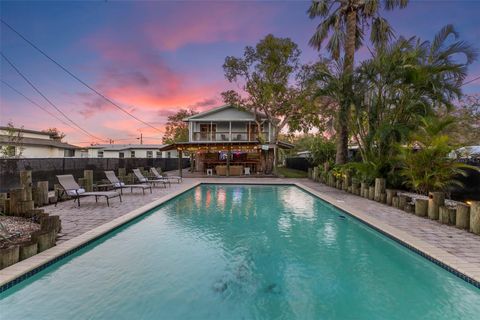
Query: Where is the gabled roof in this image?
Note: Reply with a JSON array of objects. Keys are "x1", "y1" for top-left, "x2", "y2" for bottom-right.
[
  {"x1": 183, "y1": 105, "x2": 267, "y2": 121},
  {"x1": 0, "y1": 135, "x2": 80, "y2": 149},
  {"x1": 0, "y1": 126, "x2": 54, "y2": 137}
]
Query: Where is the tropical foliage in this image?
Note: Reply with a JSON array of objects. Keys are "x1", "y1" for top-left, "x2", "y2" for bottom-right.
[
  {"x1": 162, "y1": 109, "x2": 198, "y2": 144},
  {"x1": 308, "y1": 0, "x2": 409, "y2": 164},
  {"x1": 398, "y1": 117, "x2": 479, "y2": 194}
]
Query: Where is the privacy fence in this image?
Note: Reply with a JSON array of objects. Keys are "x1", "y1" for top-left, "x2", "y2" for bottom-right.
[{"x1": 0, "y1": 158, "x2": 190, "y2": 192}]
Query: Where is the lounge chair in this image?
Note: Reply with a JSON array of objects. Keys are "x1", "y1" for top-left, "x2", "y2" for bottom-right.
[
  {"x1": 132, "y1": 169, "x2": 169, "y2": 188},
  {"x1": 104, "y1": 171, "x2": 152, "y2": 195},
  {"x1": 150, "y1": 167, "x2": 182, "y2": 183},
  {"x1": 56, "y1": 174, "x2": 121, "y2": 207}
]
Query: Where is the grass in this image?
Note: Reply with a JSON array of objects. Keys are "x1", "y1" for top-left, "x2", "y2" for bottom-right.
[{"x1": 276, "y1": 167, "x2": 308, "y2": 178}]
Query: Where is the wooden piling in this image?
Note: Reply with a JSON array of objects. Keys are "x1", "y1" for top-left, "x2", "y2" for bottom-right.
[
  {"x1": 415, "y1": 199, "x2": 428, "y2": 217},
  {"x1": 19, "y1": 241, "x2": 38, "y2": 261},
  {"x1": 386, "y1": 189, "x2": 397, "y2": 206},
  {"x1": 368, "y1": 186, "x2": 375, "y2": 200},
  {"x1": 31, "y1": 230, "x2": 57, "y2": 252},
  {"x1": 398, "y1": 195, "x2": 411, "y2": 211},
  {"x1": 374, "y1": 178, "x2": 386, "y2": 202},
  {"x1": 428, "y1": 192, "x2": 445, "y2": 220},
  {"x1": 439, "y1": 206, "x2": 456, "y2": 225},
  {"x1": 84, "y1": 170, "x2": 94, "y2": 192},
  {"x1": 0, "y1": 246, "x2": 19, "y2": 269},
  {"x1": 470, "y1": 201, "x2": 480, "y2": 235},
  {"x1": 456, "y1": 204, "x2": 470, "y2": 230},
  {"x1": 35, "y1": 181, "x2": 49, "y2": 206}
]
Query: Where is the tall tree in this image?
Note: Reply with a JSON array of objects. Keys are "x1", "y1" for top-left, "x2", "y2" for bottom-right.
[
  {"x1": 162, "y1": 109, "x2": 198, "y2": 144},
  {"x1": 308, "y1": 0, "x2": 408, "y2": 164},
  {"x1": 222, "y1": 34, "x2": 316, "y2": 173}
]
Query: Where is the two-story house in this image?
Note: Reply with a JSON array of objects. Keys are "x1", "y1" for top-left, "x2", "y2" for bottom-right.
[{"x1": 160, "y1": 105, "x2": 293, "y2": 176}]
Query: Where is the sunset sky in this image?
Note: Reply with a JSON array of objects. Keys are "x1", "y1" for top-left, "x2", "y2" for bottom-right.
[{"x1": 1, "y1": 0, "x2": 479, "y2": 146}]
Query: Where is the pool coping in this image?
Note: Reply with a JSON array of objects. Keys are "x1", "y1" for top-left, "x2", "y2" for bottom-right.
[{"x1": 1, "y1": 180, "x2": 479, "y2": 292}]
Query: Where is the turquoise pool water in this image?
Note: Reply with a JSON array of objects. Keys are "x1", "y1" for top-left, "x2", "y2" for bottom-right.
[{"x1": 1, "y1": 185, "x2": 479, "y2": 319}]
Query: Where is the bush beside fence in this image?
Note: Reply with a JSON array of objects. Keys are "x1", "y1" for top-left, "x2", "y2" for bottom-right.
[{"x1": 0, "y1": 158, "x2": 190, "y2": 192}]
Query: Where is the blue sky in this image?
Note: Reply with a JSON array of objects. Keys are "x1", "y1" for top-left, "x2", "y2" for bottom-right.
[{"x1": 1, "y1": 0, "x2": 479, "y2": 145}]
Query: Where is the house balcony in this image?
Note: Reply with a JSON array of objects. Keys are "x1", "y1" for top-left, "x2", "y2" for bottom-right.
[{"x1": 192, "y1": 132, "x2": 267, "y2": 142}]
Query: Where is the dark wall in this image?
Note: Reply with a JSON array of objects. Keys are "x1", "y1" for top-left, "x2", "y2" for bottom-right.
[
  {"x1": 0, "y1": 158, "x2": 190, "y2": 192},
  {"x1": 285, "y1": 157, "x2": 313, "y2": 172}
]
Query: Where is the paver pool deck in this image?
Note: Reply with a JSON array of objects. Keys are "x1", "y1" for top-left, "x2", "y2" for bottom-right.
[{"x1": 2, "y1": 176, "x2": 480, "y2": 287}]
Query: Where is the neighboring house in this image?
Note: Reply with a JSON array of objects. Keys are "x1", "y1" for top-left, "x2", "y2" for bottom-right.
[
  {"x1": 0, "y1": 126, "x2": 81, "y2": 158},
  {"x1": 86, "y1": 144, "x2": 180, "y2": 158},
  {"x1": 160, "y1": 105, "x2": 293, "y2": 175}
]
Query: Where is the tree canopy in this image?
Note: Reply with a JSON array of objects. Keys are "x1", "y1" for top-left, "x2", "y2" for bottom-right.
[{"x1": 162, "y1": 109, "x2": 198, "y2": 144}]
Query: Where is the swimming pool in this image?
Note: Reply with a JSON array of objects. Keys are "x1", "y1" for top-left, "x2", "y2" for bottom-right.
[{"x1": 1, "y1": 184, "x2": 479, "y2": 319}]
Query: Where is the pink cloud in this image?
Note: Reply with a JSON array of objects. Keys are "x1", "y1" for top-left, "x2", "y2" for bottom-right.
[{"x1": 143, "y1": 2, "x2": 277, "y2": 51}]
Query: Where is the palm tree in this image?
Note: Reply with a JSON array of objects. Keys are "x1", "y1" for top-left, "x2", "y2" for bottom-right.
[{"x1": 308, "y1": 0, "x2": 408, "y2": 164}]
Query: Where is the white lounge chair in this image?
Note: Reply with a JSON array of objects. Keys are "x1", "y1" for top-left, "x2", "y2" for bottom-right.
[
  {"x1": 150, "y1": 167, "x2": 182, "y2": 183},
  {"x1": 56, "y1": 174, "x2": 121, "y2": 207},
  {"x1": 132, "y1": 169, "x2": 169, "y2": 188},
  {"x1": 104, "y1": 171, "x2": 152, "y2": 195}
]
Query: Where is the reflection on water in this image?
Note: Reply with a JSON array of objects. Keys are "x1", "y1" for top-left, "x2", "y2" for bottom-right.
[{"x1": 279, "y1": 187, "x2": 315, "y2": 219}]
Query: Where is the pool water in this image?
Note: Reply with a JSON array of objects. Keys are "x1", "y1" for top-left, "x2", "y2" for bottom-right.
[{"x1": 1, "y1": 185, "x2": 479, "y2": 319}]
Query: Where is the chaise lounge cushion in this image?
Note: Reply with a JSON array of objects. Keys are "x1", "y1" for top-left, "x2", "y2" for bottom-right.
[{"x1": 66, "y1": 188, "x2": 85, "y2": 196}]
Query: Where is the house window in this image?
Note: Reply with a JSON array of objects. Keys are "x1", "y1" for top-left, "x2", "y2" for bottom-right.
[
  {"x1": 64, "y1": 149, "x2": 75, "y2": 157},
  {"x1": 147, "y1": 151, "x2": 153, "y2": 158},
  {"x1": 167, "y1": 152, "x2": 171, "y2": 158},
  {"x1": 156, "y1": 151, "x2": 161, "y2": 158},
  {"x1": 119, "y1": 152, "x2": 124, "y2": 158},
  {"x1": 131, "y1": 151, "x2": 135, "y2": 158},
  {"x1": 98, "y1": 151, "x2": 104, "y2": 158}
]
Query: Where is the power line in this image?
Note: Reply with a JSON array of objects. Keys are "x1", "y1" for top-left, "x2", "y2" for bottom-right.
[
  {"x1": 1, "y1": 52, "x2": 107, "y2": 142},
  {"x1": 1, "y1": 79, "x2": 76, "y2": 130},
  {"x1": 1, "y1": 19, "x2": 163, "y2": 134},
  {"x1": 462, "y1": 75, "x2": 480, "y2": 86}
]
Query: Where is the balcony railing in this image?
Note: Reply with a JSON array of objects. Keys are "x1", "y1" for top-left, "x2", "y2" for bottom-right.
[{"x1": 192, "y1": 132, "x2": 267, "y2": 142}]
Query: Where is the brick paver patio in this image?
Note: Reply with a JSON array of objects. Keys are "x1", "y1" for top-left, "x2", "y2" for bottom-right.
[{"x1": 43, "y1": 177, "x2": 480, "y2": 269}]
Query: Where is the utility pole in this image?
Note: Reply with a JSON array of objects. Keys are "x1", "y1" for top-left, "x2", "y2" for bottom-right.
[{"x1": 137, "y1": 133, "x2": 143, "y2": 145}]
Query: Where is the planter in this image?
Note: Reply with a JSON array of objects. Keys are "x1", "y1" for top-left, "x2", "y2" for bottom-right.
[
  {"x1": 439, "y1": 206, "x2": 456, "y2": 225},
  {"x1": 415, "y1": 199, "x2": 428, "y2": 217},
  {"x1": 428, "y1": 192, "x2": 445, "y2": 220},
  {"x1": 386, "y1": 189, "x2": 397, "y2": 206},
  {"x1": 374, "y1": 178, "x2": 386, "y2": 202},
  {"x1": 0, "y1": 245, "x2": 19, "y2": 269},
  {"x1": 19, "y1": 241, "x2": 38, "y2": 260},
  {"x1": 470, "y1": 201, "x2": 480, "y2": 235},
  {"x1": 456, "y1": 204, "x2": 470, "y2": 230},
  {"x1": 31, "y1": 230, "x2": 57, "y2": 252}
]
